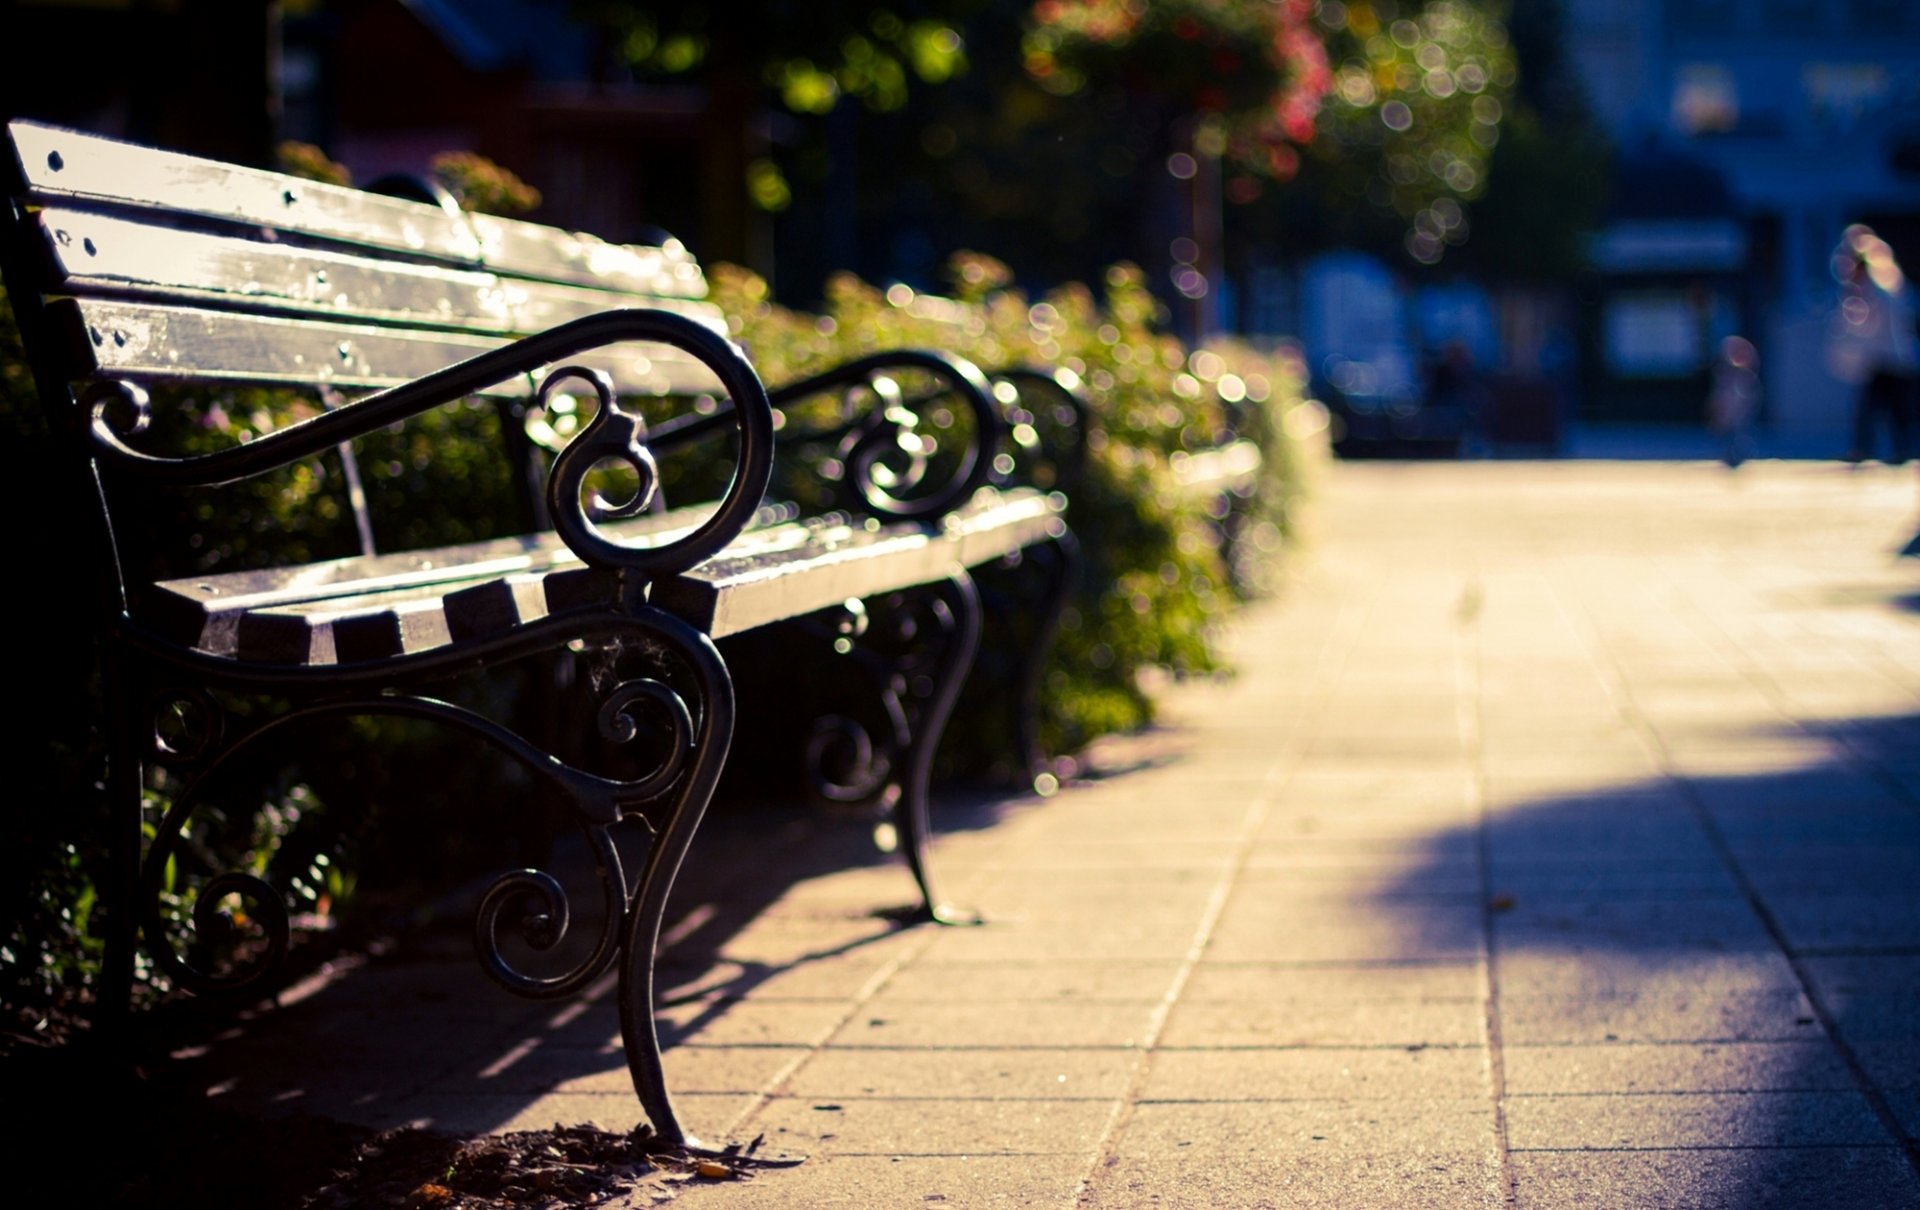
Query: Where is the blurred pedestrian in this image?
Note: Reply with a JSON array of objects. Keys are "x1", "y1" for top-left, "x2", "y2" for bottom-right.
[
  {"x1": 1708, "y1": 334, "x2": 1760, "y2": 467},
  {"x1": 1424, "y1": 341, "x2": 1487, "y2": 457},
  {"x1": 1828, "y1": 224, "x2": 1918, "y2": 464}
]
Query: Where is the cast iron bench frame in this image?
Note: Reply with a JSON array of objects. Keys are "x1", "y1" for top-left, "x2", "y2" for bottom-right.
[{"x1": 1, "y1": 119, "x2": 1074, "y2": 1155}]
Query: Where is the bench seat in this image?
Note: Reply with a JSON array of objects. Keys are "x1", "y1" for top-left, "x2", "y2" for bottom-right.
[{"x1": 142, "y1": 488, "x2": 1062, "y2": 662}]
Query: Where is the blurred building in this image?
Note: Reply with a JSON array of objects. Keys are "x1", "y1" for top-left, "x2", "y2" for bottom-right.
[{"x1": 1564, "y1": 0, "x2": 1920, "y2": 442}]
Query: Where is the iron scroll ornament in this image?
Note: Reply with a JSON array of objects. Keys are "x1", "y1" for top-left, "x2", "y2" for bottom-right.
[
  {"x1": 81, "y1": 308, "x2": 777, "y2": 578},
  {"x1": 135, "y1": 691, "x2": 648, "y2": 998},
  {"x1": 641, "y1": 349, "x2": 1003, "y2": 521}
]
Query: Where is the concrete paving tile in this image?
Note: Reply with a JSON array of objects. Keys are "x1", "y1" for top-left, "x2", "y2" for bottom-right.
[
  {"x1": 1495, "y1": 951, "x2": 1803, "y2": 999},
  {"x1": 1489, "y1": 825, "x2": 1720, "y2": 861},
  {"x1": 1085, "y1": 1151, "x2": 1502, "y2": 1209},
  {"x1": 1507, "y1": 1147, "x2": 1920, "y2": 1210},
  {"x1": 746, "y1": 1093, "x2": 1114, "y2": 1155},
  {"x1": 1259, "y1": 812, "x2": 1480, "y2": 848},
  {"x1": 1205, "y1": 902, "x2": 1484, "y2": 963},
  {"x1": 882, "y1": 960, "x2": 1179, "y2": 1003},
  {"x1": 711, "y1": 915, "x2": 926, "y2": 966},
  {"x1": 1689, "y1": 770, "x2": 1904, "y2": 812},
  {"x1": 1501, "y1": 1042, "x2": 1854, "y2": 1095},
  {"x1": 1249, "y1": 848, "x2": 1479, "y2": 888},
  {"x1": 1142, "y1": 1046, "x2": 1487, "y2": 1101},
  {"x1": 983, "y1": 839, "x2": 1241, "y2": 871},
  {"x1": 1278, "y1": 769, "x2": 1479, "y2": 804},
  {"x1": 1182, "y1": 959, "x2": 1483, "y2": 1003},
  {"x1": 1487, "y1": 857, "x2": 1741, "y2": 896},
  {"x1": 1497, "y1": 990, "x2": 1825, "y2": 1045},
  {"x1": 1019, "y1": 804, "x2": 1255, "y2": 840},
  {"x1": 434, "y1": 1041, "x2": 808, "y2": 1096},
  {"x1": 1243, "y1": 835, "x2": 1480, "y2": 867},
  {"x1": 1114, "y1": 1097, "x2": 1496, "y2": 1155},
  {"x1": 1236, "y1": 866, "x2": 1482, "y2": 900},
  {"x1": 659, "y1": 949, "x2": 905, "y2": 1004},
  {"x1": 1765, "y1": 894, "x2": 1920, "y2": 950},
  {"x1": 1504, "y1": 1090, "x2": 1892, "y2": 1149},
  {"x1": 1158, "y1": 998, "x2": 1485, "y2": 1049},
  {"x1": 654, "y1": 997, "x2": 855, "y2": 1048},
  {"x1": 1662, "y1": 741, "x2": 1846, "y2": 777},
  {"x1": 911, "y1": 916, "x2": 1202, "y2": 961},
  {"x1": 1853, "y1": 1041, "x2": 1920, "y2": 1090},
  {"x1": 785, "y1": 1047, "x2": 1135, "y2": 1100},
  {"x1": 828, "y1": 998, "x2": 1160, "y2": 1049},
  {"x1": 1819, "y1": 995, "x2": 1920, "y2": 1042},
  {"x1": 669, "y1": 1155, "x2": 1085, "y2": 1209},
  {"x1": 973, "y1": 886, "x2": 1223, "y2": 921},
  {"x1": 1741, "y1": 856, "x2": 1920, "y2": 897},
  {"x1": 1494, "y1": 896, "x2": 1774, "y2": 951},
  {"x1": 1889, "y1": 1091, "x2": 1920, "y2": 1139}
]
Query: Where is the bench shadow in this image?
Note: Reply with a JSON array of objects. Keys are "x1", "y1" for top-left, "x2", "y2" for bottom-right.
[
  {"x1": 120, "y1": 774, "x2": 1029, "y2": 1146},
  {"x1": 1370, "y1": 709, "x2": 1920, "y2": 1206}
]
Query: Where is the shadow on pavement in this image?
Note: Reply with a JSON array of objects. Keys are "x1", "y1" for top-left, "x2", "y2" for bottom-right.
[{"x1": 1377, "y1": 708, "x2": 1920, "y2": 1207}]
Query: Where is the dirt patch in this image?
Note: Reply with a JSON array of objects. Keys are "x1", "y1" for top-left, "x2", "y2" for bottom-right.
[{"x1": 0, "y1": 1043, "x2": 764, "y2": 1208}]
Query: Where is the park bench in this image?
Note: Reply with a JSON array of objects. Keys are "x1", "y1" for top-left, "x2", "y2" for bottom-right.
[{"x1": 0, "y1": 118, "x2": 1073, "y2": 1155}]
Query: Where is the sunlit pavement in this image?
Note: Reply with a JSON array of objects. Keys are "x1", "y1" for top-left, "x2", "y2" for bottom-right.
[{"x1": 188, "y1": 458, "x2": 1920, "y2": 1207}]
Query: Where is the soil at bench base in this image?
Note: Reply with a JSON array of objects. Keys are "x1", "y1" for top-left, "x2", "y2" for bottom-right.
[
  {"x1": 305, "y1": 1122, "x2": 744, "y2": 1209},
  {"x1": 1, "y1": 1042, "x2": 744, "y2": 1209}
]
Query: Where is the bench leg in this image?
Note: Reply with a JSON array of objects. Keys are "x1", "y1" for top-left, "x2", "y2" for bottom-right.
[
  {"x1": 1012, "y1": 530, "x2": 1081, "y2": 794},
  {"x1": 891, "y1": 568, "x2": 983, "y2": 926},
  {"x1": 97, "y1": 655, "x2": 145, "y2": 1041},
  {"x1": 610, "y1": 614, "x2": 750, "y2": 1154}
]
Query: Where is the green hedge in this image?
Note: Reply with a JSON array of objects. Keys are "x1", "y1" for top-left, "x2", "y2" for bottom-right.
[{"x1": 713, "y1": 256, "x2": 1325, "y2": 758}]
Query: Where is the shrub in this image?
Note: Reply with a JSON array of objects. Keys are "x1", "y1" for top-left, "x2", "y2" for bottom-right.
[{"x1": 710, "y1": 254, "x2": 1326, "y2": 760}]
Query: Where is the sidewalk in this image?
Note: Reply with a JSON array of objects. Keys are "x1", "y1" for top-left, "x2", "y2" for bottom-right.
[{"x1": 174, "y1": 459, "x2": 1920, "y2": 1207}]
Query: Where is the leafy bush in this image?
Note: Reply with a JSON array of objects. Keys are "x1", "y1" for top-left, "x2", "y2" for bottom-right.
[{"x1": 711, "y1": 254, "x2": 1326, "y2": 759}]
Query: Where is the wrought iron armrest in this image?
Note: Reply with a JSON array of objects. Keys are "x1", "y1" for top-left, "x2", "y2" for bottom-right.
[
  {"x1": 650, "y1": 348, "x2": 1002, "y2": 522},
  {"x1": 83, "y1": 309, "x2": 776, "y2": 579}
]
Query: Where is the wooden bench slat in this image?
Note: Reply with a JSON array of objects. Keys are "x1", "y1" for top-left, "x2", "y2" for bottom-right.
[
  {"x1": 657, "y1": 488, "x2": 1062, "y2": 639},
  {"x1": 139, "y1": 503, "x2": 830, "y2": 656},
  {"x1": 9, "y1": 120, "x2": 709, "y2": 300},
  {"x1": 9, "y1": 120, "x2": 483, "y2": 265},
  {"x1": 140, "y1": 506, "x2": 716, "y2": 652},
  {"x1": 37, "y1": 206, "x2": 511, "y2": 330},
  {"x1": 1170, "y1": 439, "x2": 1262, "y2": 495},
  {"x1": 137, "y1": 489, "x2": 1057, "y2": 662},
  {"x1": 62, "y1": 297, "x2": 526, "y2": 391},
  {"x1": 36, "y1": 207, "x2": 730, "y2": 345},
  {"x1": 464, "y1": 211, "x2": 708, "y2": 298},
  {"x1": 57, "y1": 298, "x2": 723, "y2": 397}
]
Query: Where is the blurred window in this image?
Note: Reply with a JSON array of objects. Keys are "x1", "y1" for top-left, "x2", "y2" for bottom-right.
[
  {"x1": 1673, "y1": 64, "x2": 1739, "y2": 134},
  {"x1": 1848, "y1": 0, "x2": 1910, "y2": 33},
  {"x1": 1605, "y1": 293, "x2": 1705, "y2": 377},
  {"x1": 1762, "y1": 0, "x2": 1824, "y2": 33},
  {"x1": 1667, "y1": 0, "x2": 1739, "y2": 35},
  {"x1": 1805, "y1": 63, "x2": 1891, "y2": 130}
]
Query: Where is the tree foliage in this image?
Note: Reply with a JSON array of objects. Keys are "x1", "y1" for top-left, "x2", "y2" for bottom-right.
[{"x1": 578, "y1": 0, "x2": 972, "y2": 114}]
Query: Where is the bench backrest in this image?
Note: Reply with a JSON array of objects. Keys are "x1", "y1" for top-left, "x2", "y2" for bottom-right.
[
  {"x1": 2, "y1": 120, "x2": 786, "y2": 612},
  {"x1": 3, "y1": 120, "x2": 726, "y2": 399}
]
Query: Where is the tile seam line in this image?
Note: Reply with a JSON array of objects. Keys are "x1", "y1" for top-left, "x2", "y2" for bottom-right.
[
  {"x1": 701, "y1": 859, "x2": 999, "y2": 1145},
  {"x1": 1459, "y1": 566, "x2": 1518, "y2": 1208},
  {"x1": 1554, "y1": 568, "x2": 1920, "y2": 1181},
  {"x1": 1508, "y1": 1143, "x2": 1910, "y2": 1154},
  {"x1": 1066, "y1": 575, "x2": 1362, "y2": 1206}
]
